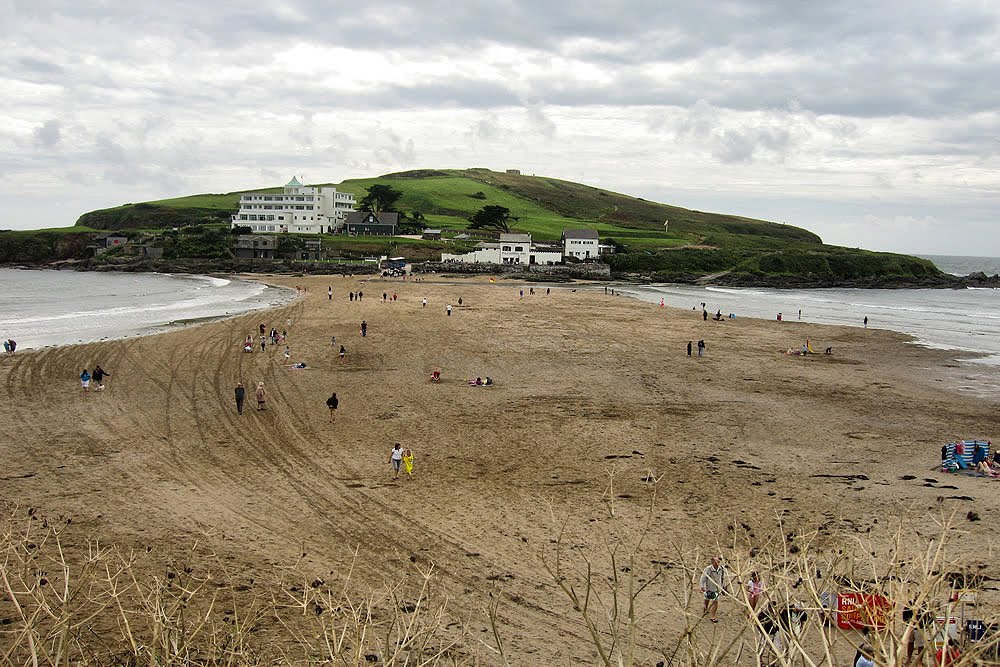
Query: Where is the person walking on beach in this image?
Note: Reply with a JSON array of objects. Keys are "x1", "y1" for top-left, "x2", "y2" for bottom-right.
[
  {"x1": 389, "y1": 442, "x2": 404, "y2": 479},
  {"x1": 339, "y1": 344, "x2": 346, "y2": 362},
  {"x1": 422, "y1": 297, "x2": 427, "y2": 308},
  {"x1": 326, "y1": 392, "x2": 339, "y2": 422},
  {"x1": 8, "y1": 339, "x2": 16, "y2": 354},
  {"x1": 697, "y1": 340, "x2": 706, "y2": 357},
  {"x1": 687, "y1": 341, "x2": 693, "y2": 357},
  {"x1": 234, "y1": 382, "x2": 246, "y2": 415},
  {"x1": 703, "y1": 309, "x2": 708, "y2": 321},
  {"x1": 700, "y1": 555, "x2": 727, "y2": 622},
  {"x1": 328, "y1": 286, "x2": 332, "y2": 300},
  {"x1": 2, "y1": 340, "x2": 8, "y2": 355},
  {"x1": 402, "y1": 448, "x2": 414, "y2": 478},
  {"x1": 447, "y1": 304, "x2": 452, "y2": 316},
  {"x1": 361, "y1": 320, "x2": 367, "y2": 337},
  {"x1": 863, "y1": 316, "x2": 868, "y2": 328},
  {"x1": 80, "y1": 369, "x2": 91, "y2": 392},
  {"x1": 255, "y1": 382, "x2": 266, "y2": 411},
  {"x1": 92, "y1": 365, "x2": 110, "y2": 391},
  {"x1": 284, "y1": 346, "x2": 291, "y2": 361}
]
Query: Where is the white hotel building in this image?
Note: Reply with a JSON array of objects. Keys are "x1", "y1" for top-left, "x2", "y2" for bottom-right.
[{"x1": 230, "y1": 177, "x2": 356, "y2": 235}]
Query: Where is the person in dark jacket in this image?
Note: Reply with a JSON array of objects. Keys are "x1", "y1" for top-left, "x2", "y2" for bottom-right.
[
  {"x1": 234, "y1": 382, "x2": 246, "y2": 415},
  {"x1": 326, "y1": 392, "x2": 339, "y2": 422},
  {"x1": 92, "y1": 365, "x2": 110, "y2": 391}
]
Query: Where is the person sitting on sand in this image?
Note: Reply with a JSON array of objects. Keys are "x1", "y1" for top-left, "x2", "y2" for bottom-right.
[
  {"x1": 977, "y1": 459, "x2": 999, "y2": 477},
  {"x1": 430, "y1": 371, "x2": 441, "y2": 382},
  {"x1": 483, "y1": 376, "x2": 493, "y2": 386}
]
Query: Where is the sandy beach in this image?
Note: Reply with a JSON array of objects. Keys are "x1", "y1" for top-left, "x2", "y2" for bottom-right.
[{"x1": 2, "y1": 273, "x2": 999, "y2": 664}]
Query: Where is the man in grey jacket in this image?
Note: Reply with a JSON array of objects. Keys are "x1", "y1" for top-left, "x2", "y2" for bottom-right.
[{"x1": 699, "y1": 555, "x2": 727, "y2": 622}]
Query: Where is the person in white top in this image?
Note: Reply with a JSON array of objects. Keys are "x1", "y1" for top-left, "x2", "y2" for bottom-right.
[
  {"x1": 389, "y1": 443, "x2": 404, "y2": 479},
  {"x1": 699, "y1": 555, "x2": 727, "y2": 622}
]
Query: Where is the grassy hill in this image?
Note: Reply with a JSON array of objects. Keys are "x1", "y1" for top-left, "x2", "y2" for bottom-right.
[{"x1": 45, "y1": 169, "x2": 946, "y2": 283}]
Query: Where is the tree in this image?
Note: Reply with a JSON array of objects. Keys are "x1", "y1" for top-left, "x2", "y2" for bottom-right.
[
  {"x1": 469, "y1": 205, "x2": 516, "y2": 233},
  {"x1": 359, "y1": 184, "x2": 403, "y2": 213}
]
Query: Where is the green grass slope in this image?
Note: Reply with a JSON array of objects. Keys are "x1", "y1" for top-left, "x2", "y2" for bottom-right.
[
  {"x1": 73, "y1": 168, "x2": 819, "y2": 248},
  {"x1": 56, "y1": 168, "x2": 949, "y2": 284}
]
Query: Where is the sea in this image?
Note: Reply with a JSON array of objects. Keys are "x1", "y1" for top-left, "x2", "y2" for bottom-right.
[
  {"x1": 0, "y1": 268, "x2": 294, "y2": 349},
  {"x1": 604, "y1": 255, "x2": 1000, "y2": 368}
]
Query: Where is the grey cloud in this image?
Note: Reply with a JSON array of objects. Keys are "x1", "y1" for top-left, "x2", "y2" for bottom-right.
[
  {"x1": 33, "y1": 120, "x2": 62, "y2": 148},
  {"x1": 16, "y1": 57, "x2": 64, "y2": 75},
  {"x1": 712, "y1": 127, "x2": 792, "y2": 164},
  {"x1": 473, "y1": 113, "x2": 503, "y2": 141},
  {"x1": 8, "y1": 1, "x2": 1000, "y2": 119},
  {"x1": 525, "y1": 105, "x2": 556, "y2": 139}
]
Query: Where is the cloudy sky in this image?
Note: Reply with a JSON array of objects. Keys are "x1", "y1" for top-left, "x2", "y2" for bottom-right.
[{"x1": 3, "y1": 1, "x2": 999, "y2": 255}]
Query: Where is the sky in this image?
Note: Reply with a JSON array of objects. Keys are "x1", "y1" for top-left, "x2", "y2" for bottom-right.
[{"x1": 2, "y1": 1, "x2": 999, "y2": 256}]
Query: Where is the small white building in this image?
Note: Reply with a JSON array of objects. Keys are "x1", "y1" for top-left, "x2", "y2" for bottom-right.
[
  {"x1": 230, "y1": 176, "x2": 356, "y2": 235},
  {"x1": 441, "y1": 233, "x2": 563, "y2": 266},
  {"x1": 499, "y1": 233, "x2": 532, "y2": 264},
  {"x1": 562, "y1": 228, "x2": 600, "y2": 260}
]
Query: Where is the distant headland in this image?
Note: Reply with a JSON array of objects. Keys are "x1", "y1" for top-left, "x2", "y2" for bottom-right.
[{"x1": 1, "y1": 168, "x2": 996, "y2": 287}]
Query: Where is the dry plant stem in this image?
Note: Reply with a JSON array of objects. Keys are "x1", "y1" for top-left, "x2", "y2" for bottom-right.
[{"x1": 480, "y1": 585, "x2": 510, "y2": 665}]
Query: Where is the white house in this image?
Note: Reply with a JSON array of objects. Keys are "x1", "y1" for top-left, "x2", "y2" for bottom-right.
[
  {"x1": 562, "y1": 228, "x2": 600, "y2": 260},
  {"x1": 230, "y1": 176, "x2": 356, "y2": 235},
  {"x1": 499, "y1": 233, "x2": 532, "y2": 264}
]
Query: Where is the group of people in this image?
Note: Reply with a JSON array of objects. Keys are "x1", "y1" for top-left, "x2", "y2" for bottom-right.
[
  {"x1": 687, "y1": 340, "x2": 707, "y2": 357},
  {"x1": 942, "y1": 440, "x2": 1000, "y2": 477},
  {"x1": 699, "y1": 557, "x2": 954, "y2": 666},
  {"x1": 388, "y1": 442, "x2": 415, "y2": 480},
  {"x1": 233, "y1": 381, "x2": 267, "y2": 414},
  {"x1": 242, "y1": 324, "x2": 289, "y2": 353},
  {"x1": 2, "y1": 339, "x2": 16, "y2": 355},
  {"x1": 79, "y1": 365, "x2": 110, "y2": 392}
]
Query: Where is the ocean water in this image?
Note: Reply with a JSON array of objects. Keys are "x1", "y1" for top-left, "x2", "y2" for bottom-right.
[
  {"x1": 0, "y1": 268, "x2": 293, "y2": 349},
  {"x1": 917, "y1": 255, "x2": 1000, "y2": 277},
  {"x1": 610, "y1": 255, "x2": 1000, "y2": 369}
]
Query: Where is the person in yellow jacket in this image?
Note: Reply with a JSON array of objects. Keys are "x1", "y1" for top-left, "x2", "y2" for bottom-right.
[{"x1": 402, "y1": 448, "x2": 414, "y2": 477}]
